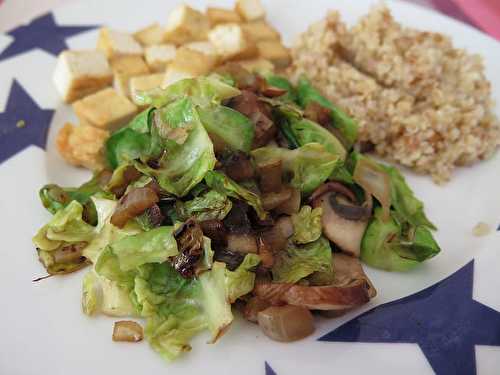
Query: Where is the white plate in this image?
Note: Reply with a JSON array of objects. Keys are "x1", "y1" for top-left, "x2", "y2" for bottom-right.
[{"x1": 0, "y1": 0, "x2": 499, "y2": 374}]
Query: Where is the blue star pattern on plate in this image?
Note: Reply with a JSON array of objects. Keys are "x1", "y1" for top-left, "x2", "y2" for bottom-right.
[
  {"x1": 0, "y1": 80, "x2": 55, "y2": 164},
  {"x1": 265, "y1": 362, "x2": 277, "y2": 375},
  {"x1": 0, "y1": 13, "x2": 97, "y2": 62},
  {"x1": 319, "y1": 261, "x2": 500, "y2": 375}
]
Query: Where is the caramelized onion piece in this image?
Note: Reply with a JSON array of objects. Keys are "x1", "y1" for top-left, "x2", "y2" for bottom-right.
[
  {"x1": 111, "y1": 187, "x2": 159, "y2": 228},
  {"x1": 112, "y1": 321, "x2": 144, "y2": 342},
  {"x1": 173, "y1": 219, "x2": 204, "y2": 278},
  {"x1": 258, "y1": 305, "x2": 314, "y2": 342}
]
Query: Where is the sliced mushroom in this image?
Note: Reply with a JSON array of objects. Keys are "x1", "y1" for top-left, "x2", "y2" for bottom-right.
[
  {"x1": 253, "y1": 252, "x2": 376, "y2": 311},
  {"x1": 261, "y1": 187, "x2": 292, "y2": 211},
  {"x1": 243, "y1": 296, "x2": 271, "y2": 323},
  {"x1": 333, "y1": 253, "x2": 376, "y2": 299},
  {"x1": 274, "y1": 187, "x2": 301, "y2": 215},
  {"x1": 254, "y1": 281, "x2": 370, "y2": 310},
  {"x1": 258, "y1": 305, "x2": 315, "y2": 342},
  {"x1": 311, "y1": 183, "x2": 372, "y2": 258}
]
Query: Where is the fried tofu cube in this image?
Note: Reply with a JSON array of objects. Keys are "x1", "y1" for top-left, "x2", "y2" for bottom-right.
[
  {"x1": 110, "y1": 55, "x2": 149, "y2": 97},
  {"x1": 237, "y1": 58, "x2": 274, "y2": 73},
  {"x1": 235, "y1": 0, "x2": 265, "y2": 21},
  {"x1": 256, "y1": 40, "x2": 291, "y2": 69},
  {"x1": 52, "y1": 50, "x2": 113, "y2": 103},
  {"x1": 129, "y1": 73, "x2": 164, "y2": 104},
  {"x1": 164, "y1": 4, "x2": 209, "y2": 45},
  {"x1": 56, "y1": 123, "x2": 109, "y2": 170},
  {"x1": 206, "y1": 7, "x2": 242, "y2": 26},
  {"x1": 241, "y1": 21, "x2": 280, "y2": 42},
  {"x1": 144, "y1": 44, "x2": 177, "y2": 72},
  {"x1": 72, "y1": 88, "x2": 138, "y2": 130},
  {"x1": 133, "y1": 23, "x2": 164, "y2": 46},
  {"x1": 162, "y1": 47, "x2": 217, "y2": 87},
  {"x1": 208, "y1": 23, "x2": 257, "y2": 61},
  {"x1": 97, "y1": 28, "x2": 143, "y2": 59},
  {"x1": 184, "y1": 41, "x2": 218, "y2": 58}
]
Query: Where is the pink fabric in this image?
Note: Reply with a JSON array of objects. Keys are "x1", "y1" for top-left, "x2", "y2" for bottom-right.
[{"x1": 452, "y1": 0, "x2": 500, "y2": 40}]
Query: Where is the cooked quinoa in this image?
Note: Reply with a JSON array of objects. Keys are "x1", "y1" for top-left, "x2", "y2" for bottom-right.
[{"x1": 288, "y1": 6, "x2": 500, "y2": 183}]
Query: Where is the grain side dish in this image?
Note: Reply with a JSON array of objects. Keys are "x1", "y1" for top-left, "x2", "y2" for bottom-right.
[{"x1": 288, "y1": 6, "x2": 500, "y2": 183}]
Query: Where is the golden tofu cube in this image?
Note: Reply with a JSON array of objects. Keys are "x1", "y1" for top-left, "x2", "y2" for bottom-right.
[
  {"x1": 162, "y1": 47, "x2": 217, "y2": 87},
  {"x1": 129, "y1": 73, "x2": 164, "y2": 104},
  {"x1": 144, "y1": 44, "x2": 177, "y2": 72},
  {"x1": 208, "y1": 23, "x2": 257, "y2": 61},
  {"x1": 206, "y1": 7, "x2": 242, "y2": 26},
  {"x1": 235, "y1": 0, "x2": 266, "y2": 21},
  {"x1": 133, "y1": 23, "x2": 164, "y2": 46},
  {"x1": 164, "y1": 4, "x2": 210, "y2": 45},
  {"x1": 256, "y1": 40, "x2": 291, "y2": 69},
  {"x1": 72, "y1": 88, "x2": 138, "y2": 130},
  {"x1": 56, "y1": 123, "x2": 109, "y2": 170},
  {"x1": 241, "y1": 21, "x2": 280, "y2": 42},
  {"x1": 52, "y1": 50, "x2": 113, "y2": 103},
  {"x1": 97, "y1": 28, "x2": 143, "y2": 59},
  {"x1": 110, "y1": 55, "x2": 149, "y2": 97}
]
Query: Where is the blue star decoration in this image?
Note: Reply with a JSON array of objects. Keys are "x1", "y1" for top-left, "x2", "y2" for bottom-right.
[
  {"x1": 265, "y1": 362, "x2": 277, "y2": 375},
  {"x1": 319, "y1": 260, "x2": 500, "y2": 375},
  {"x1": 0, "y1": 80, "x2": 55, "y2": 164},
  {"x1": 0, "y1": 13, "x2": 97, "y2": 62}
]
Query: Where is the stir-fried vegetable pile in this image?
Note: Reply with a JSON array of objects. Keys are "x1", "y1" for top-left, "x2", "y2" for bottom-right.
[{"x1": 33, "y1": 64, "x2": 440, "y2": 360}]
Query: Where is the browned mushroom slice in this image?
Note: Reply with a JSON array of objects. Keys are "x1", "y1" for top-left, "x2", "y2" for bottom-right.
[
  {"x1": 333, "y1": 253, "x2": 376, "y2": 299},
  {"x1": 254, "y1": 281, "x2": 370, "y2": 310},
  {"x1": 243, "y1": 296, "x2": 271, "y2": 323},
  {"x1": 258, "y1": 305, "x2": 315, "y2": 342},
  {"x1": 261, "y1": 187, "x2": 292, "y2": 211},
  {"x1": 310, "y1": 183, "x2": 372, "y2": 257},
  {"x1": 254, "y1": 253, "x2": 376, "y2": 311},
  {"x1": 274, "y1": 187, "x2": 301, "y2": 215}
]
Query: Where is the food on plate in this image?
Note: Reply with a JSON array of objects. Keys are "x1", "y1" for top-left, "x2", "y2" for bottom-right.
[
  {"x1": 72, "y1": 87, "x2": 138, "y2": 130},
  {"x1": 52, "y1": 0, "x2": 288, "y2": 171},
  {"x1": 34, "y1": 55, "x2": 441, "y2": 360},
  {"x1": 52, "y1": 50, "x2": 113, "y2": 103},
  {"x1": 288, "y1": 6, "x2": 500, "y2": 183}
]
